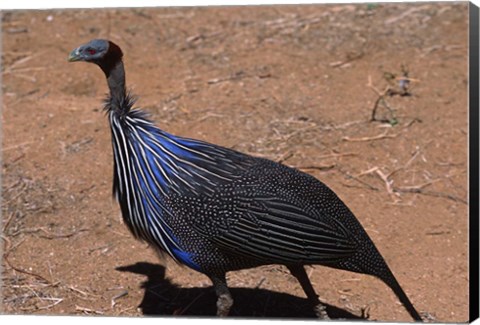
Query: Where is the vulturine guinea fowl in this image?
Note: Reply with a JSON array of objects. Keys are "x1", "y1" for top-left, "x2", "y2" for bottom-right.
[{"x1": 68, "y1": 39, "x2": 422, "y2": 321}]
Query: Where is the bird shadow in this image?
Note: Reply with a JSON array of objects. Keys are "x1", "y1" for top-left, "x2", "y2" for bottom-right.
[{"x1": 116, "y1": 262, "x2": 364, "y2": 319}]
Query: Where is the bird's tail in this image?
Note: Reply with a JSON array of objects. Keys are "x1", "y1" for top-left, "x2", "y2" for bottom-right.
[
  {"x1": 336, "y1": 239, "x2": 423, "y2": 321},
  {"x1": 360, "y1": 244, "x2": 423, "y2": 322},
  {"x1": 380, "y1": 263, "x2": 423, "y2": 322},
  {"x1": 365, "y1": 242, "x2": 423, "y2": 322}
]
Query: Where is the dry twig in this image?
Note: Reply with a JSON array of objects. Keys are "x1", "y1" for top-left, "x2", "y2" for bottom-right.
[{"x1": 3, "y1": 253, "x2": 52, "y2": 284}]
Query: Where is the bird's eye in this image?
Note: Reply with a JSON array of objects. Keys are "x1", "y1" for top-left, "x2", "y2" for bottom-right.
[{"x1": 87, "y1": 48, "x2": 97, "y2": 55}]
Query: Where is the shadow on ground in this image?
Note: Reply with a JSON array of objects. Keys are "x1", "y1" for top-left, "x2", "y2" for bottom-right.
[{"x1": 116, "y1": 262, "x2": 363, "y2": 319}]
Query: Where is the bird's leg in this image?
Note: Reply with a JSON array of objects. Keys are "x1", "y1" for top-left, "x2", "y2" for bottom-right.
[
  {"x1": 287, "y1": 265, "x2": 330, "y2": 320},
  {"x1": 209, "y1": 274, "x2": 233, "y2": 317}
]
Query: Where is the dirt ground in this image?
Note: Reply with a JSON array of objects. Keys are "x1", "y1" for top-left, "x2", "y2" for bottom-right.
[{"x1": 1, "y1": 3, "x2": 470, "y2": 322}]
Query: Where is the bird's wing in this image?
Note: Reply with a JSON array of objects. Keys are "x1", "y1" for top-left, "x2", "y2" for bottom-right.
[{"x1": 194, "y1": 195, "x2": 358, "y2": 264}]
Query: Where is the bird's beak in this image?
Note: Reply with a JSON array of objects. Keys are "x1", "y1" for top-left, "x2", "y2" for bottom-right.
[{"x1": 68, "y1": 48, "x2": 82, "y2": 62}]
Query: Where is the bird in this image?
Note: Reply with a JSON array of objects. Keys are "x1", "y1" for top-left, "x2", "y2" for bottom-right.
[{"x1": 68, "y1": 39, "x2": 423, "y2": 321}]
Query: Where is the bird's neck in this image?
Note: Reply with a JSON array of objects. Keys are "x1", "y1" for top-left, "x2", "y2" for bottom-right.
[
  {"x1": 99, "y1": 60, "x2": 127, "y2": 112},
  {"x1": 106, "y1": 61, "x2": 126, "y2": 100}
]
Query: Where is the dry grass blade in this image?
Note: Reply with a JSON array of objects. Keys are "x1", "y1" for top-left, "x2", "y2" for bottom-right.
[
  {"x1": 37, "y1": 297, "x2": 64, "y2": 310},
  {"x1": 3, "y1": 54, "x2": 35, "y2": 71},
  {"x1": 2, "y1": 212, "x2": 17, "y2": 233},
  {"x1": 68, "y1": 286, "x2": 101, "y2": 300},
  {"x1": 8, "y1": 226, "x2": 89, "y2": 239},
  {"x1": 38, "y1": 227, "x2": 90, "y2": 240},
  {"x1": 75, "y1": 305, "x2": 105, "y2": 315},
  {"x1": 338, "y1": 168, "x2": 379, "y2": 191},
  {"x1": 2, "y1": 51, "x2": 47, "y2": 81},
  {"x1": 342, "y1": 130, "x2": 399, "y2": 142},
  {"x1": 393, "y1": 187, "x2": 467, "y2": 204},
  {"x1": 297, "y1": 164, "x2": 336, "y2": 171},
  {"x1": 2, "y1": 140, "x2": 35, "y2": 152},
  {"x1": 384, "y1": 5, "x2": 431, "y2": 24},
  {"x1": 329, "y1": 51, "x2": 365, "y2": 68},
  {"x1": 317, "y1": 152, "x2": 357, "y2": 159}
]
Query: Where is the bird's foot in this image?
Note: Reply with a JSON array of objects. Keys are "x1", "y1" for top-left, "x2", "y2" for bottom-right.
[
  {"x1": 313, "y1": 303, "x2": 330, "y2": 320},
  {"x1": 420, "y1": 311, "x2": 436, "y2": 322},
  {"x1": 216, "y1": 293, "x2": 233, "y2": 317}
]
